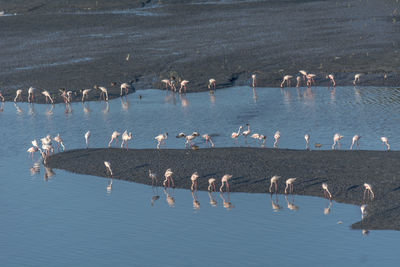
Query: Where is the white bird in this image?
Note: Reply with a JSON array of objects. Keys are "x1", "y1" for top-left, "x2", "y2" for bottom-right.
[
  {"x1": 121, "y1": 130, "x2": 132, "y2": 149},
  {"x1": 353, "y1": 73, "x2": 362, "y2": 85},
  {"x1": 304, "y1": 134, "x2": 310, "y2": 150},
  {"x1": 280, "y1": 75, "x2": 293, "y2": 88},
  {"x1": 184, "y1": 132, "x2": 198, "y2": 148},
  {"x1": 108, "y1": 131, "x2": 121, "y2": 147},
  {"x1": 155, "y1": 133, "x2": 168, "y2": 149},
  {"x1": 350, "y1": 135, "x2": 361, "y2": 150},
  {"x1": 161, "y1": 79, "x2": 172, "y2": 91},
  {"x1": 14, "y1": 89, "x2": 22, "y2": 102},
  {"x1": 120, "y1": 83, "x2": 130, "y2": 96},
  {"x1": 28, "y1": 87, "x2": 36, "y2": 103},
  {"x1": 269, "y1": 175, "x2": 280, "y2": 193},
  {"x1": 381, "y1": 137, "x2": 390, "y2": 151},
  {"x1": 96, "y1": 86, "x2": 108, "y2": 101},
  {"x1": 190, "y1": 172, "x2": 199, "y2": 191},
  {"x1": 299, "y1": 70, "x2": 307, "y2": 80},
  {"x1": 219, "y1": 174, "x2": 233, "y2": 192},
  {"x1": 273, "y1": 131, "x2": 280, "y2": 148},
  {"x1": 81, "y1": 89, "x2": 91, "y2": 102},
  {"x1": 332, "y1": 133, "x2": 343, "y2": 150},
  {"x1": 179, "y1": 80, "x2": 189, "y2": 93},
  {"x1": 242, "y1": 124, "x2": 251, "y2": 139},
  {"x1": 208, "y1": 79, "x2": 216, "y2": 90},
  {"x1": 32, "y1": 139, "x2": 39, "y2": 149},
  {"x1": 42, "y1": 90, "x2": 54, "y2": 104},
  {"x1": 202, "y1": 134, "x2": 214, "y2": 147},
  {"x1": 251, "y1": 74, "x2": 256, "y2": 88},
  {"x1": 251, "y1": 133, "x2": 260, "y2": 142},
  {"x1": 363, "y1": 183, "x2": 375, "y2": 200},
  {"x1": 296, "y1": 76, "x2": 301, "y2": 87},
  {"x1": 149, "y1": 169, "x2": 158, "y2": 186},
  {"x1": 163, "y1": 168, "x2": 174, "y2": 188},
  {"x1": 208, "y1": 178, "x2": 216, "y2": 192},
  {"x1": 104, "y1": 161, "x2": 113, "y2": 176},
  {"x1": 285, "y1": 178, "x2": 297, "y2": 194},
  {"x1": 322, "y1": 183, "x2": 332, "y2": 200},
  {"x1": 231, "y1": 126, "x2": 243, "y2": 143},
  {"x1": 306, "y1": 74, "x2": 316, "y2": 87},
  {"x1": 326, "y1": 74, "x2": 336, "y2": 87},
  {"x1": 85, "y1": 131, "x2": 91, "y2": 149},
  {"x1": 27, "y1": 146, "x2": 38, "y2": 159},
  {"x1": 53, "y1": 134, "x2": 65, "y2": 152}
]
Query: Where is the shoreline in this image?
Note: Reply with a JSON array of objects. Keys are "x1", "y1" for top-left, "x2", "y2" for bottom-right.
[{"x1": 47, "y1": 147, "x2": 400, "y2": 231}]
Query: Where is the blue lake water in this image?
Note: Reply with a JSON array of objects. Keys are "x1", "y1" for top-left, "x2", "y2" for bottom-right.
[{"x1": 1, "y1": 86, "x2": 400, "y2": 266}]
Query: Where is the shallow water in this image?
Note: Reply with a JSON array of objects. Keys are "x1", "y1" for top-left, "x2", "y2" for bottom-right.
[{"x1": 1, "y1": 86, "x2": 400, "y2": 266}]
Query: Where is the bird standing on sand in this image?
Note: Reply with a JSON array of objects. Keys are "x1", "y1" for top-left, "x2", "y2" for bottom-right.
[
  {"x1": 285, "y1": 178, "x2": 297, "y2": 194},
  {"x1": 179, "y1": 80, "x2": 189, "y2": 93},
  {"x1": 202, "y1": 134, "x2": 215, "y2": 147},
  {"x1": 121, "y1": 130, "x2": 132, "y2": 150},
  {"x1": 28, "y1": 87, "x2": 36, "y2": 103},
  {"x1": 42, "y1": 90, "x2": 54, "y2": 104},
  {"x1": 85, "y1": 131, "x2": 91, "y2": 149},
  {"x1": 104, "y1": 161, "x2": 113, "y2": 177},
  {"x1": 326, "y1": 74, "x2": 336, "y2": 87},
  {"x1": 269, "y1": 175, "x2": 280, "y2": 193},
  {"x1": 299, "y1": 70, "x2": 307, "y2": 81},
  {"x1": 252, "y1": 74, "x2": 256, "y2": 88},
  {"x1": 350, "y1": 135, "x2": 361, "y2": 150},
  {"x1": 322, "y1": 183, "x2": 332, "y2": 200},
  {"x1": 108, "y1": 131, "x2": 121, "y2": 147},
  {"x1": 219, "y1": 174, "x2": 233, "y2": 193},
  {"x1": 208, "y1": 178, "x2": 216, "y2": 192},
  {"x1": 208, "y1": 79, "x2": 216, "y2": 91},
  {"x1": 53, "y1": 134, "x2": 65, "y2": 152},
  {"x1": 381, "y1": 137, "x2": 390, "y2": 151},
  {"x1": 332, "y1": 133, "x2": 343, "y2": 150},
  {"x1": 304, "y1": 134, "x2": 310, "y2": 150},
  {"x1": 163, "y1": 168, "x2": 174, "y2": 188},
  {"x1": 273, "y1": 131, "x2": 281, "y2": 148},
  {"x1": 231, "y1": 126, "x2": 243, "y2": 143},
  {"x1": 14, "y1": 89, "x2": 22, "y2": 102},
  {"x1": 190, "y1": 172, "x2": 199, "y2": 191},
  {"x1": 155, "y1": 133, "x2": 168, "y2": 149},
  {"x1": 149, "y1": 169, "x2": 158, "y2": 186},
  {"x1": 363, "y1": 183, "x2": 375, "y2": 200},
  {"x1": 280, "y1": 75, "x2": 293, "y2": 88},
  {"x1": 81, "y1": 89, "x2": 91, "y2": 102},
  {"x1": 353, "y1": 74, "x2": 362, "y2": 85}
]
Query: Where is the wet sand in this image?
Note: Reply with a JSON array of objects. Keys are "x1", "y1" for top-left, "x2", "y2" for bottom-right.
[
  {"x1": 1, "y1": 0, "x2": 400, "y2": 103},
  {"x1": 47, "y1": 147, "x2": 400, "y2": 231}
]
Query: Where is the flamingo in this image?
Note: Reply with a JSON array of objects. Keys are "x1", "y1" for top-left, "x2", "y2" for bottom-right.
[
  {"x1": 326, "y1": 74, "x2": 336, "y2": 87},
  {"x1": 163, "y1": 168, "x2": 174, "y2": 188},
  {"x1": 231, "y1": 126, "x2": 243, "y2": 143},
  {"x1": 363, "y1": 183, "x2": 375, "y2": 200},
  {"x1": 252, "y1": 74, "x2": 256, "y2": 88},
  {"x1": 104, "y1": 161, "x2": 113, "y2": 177},
  {"x1": 120, "y1": 83, "x2": 130, "y2": 96},
  {"x1": 53, "y1": 134, "x2": 65, "y2": 152},
  {"x1": 381, "y1": 137, "x2": 390, "y2": 151},
  {"x1": 353, "y1": 74, "x2": 362, "y2": 85},
  {"x1": 219, "y1": 174, "x2": 233, "y2": 192},
  {"x1": 28, "y1": 87, "x2": 36, "y2": 103},
  {"x1": 149, "y1": 169, "x2": 158, "y2": 186},
  {"x1": 81, "y1": 89, "x2": 91, "y2": 102},
  {"x1": 0, "y1": 91, "x2": 4, "y2": 102},
  {"x1": 184, "y1": 132, "x2": 198, "y2": 148},
  {"x1": 208, "y1": 79, "x2": 216, "y2": 90},
  {"x1": 42, "y1": 90, "x2": 54, "y2": 104},
  {"x1": 251, "y1": 133, "x2": 260, "y2": 142},
  {"x1": 14, "y1": 89, "x2": 22, "y2": 102},
  {"x1": 155, "y1": 133, "x2": 168, "y2": 149},
  {"x1": 304, "y1": 134, "x2": 310, "y2": 150},
  {"x1": 108, "y1": 131, "x2": 121, "y2": 147},
  {"x1": 322, "y1": 183, "x2": 332, "y2": 200},
  {"x1": 296, "y1": 76, "x2": 301, "y2": 87},
  {"x1": 190, "y1": 172, "x2": 199, "y2": 191},
  {"x1": 350, "y1": 135, "x2": 361, "y2": 150},
  {"x1": 273, "y1": 131, "x2": 280, "y2": 148},
  {"x1": 95, "y1": 85, "x2": 108, "y2": 101},
  {"x1": 285, "y1": 178, "x2": 297, "y2": 194},
  {"x1": 208, "y1": 178, "x2": 216, "y2": 192},
  {"x1": 332, "y1": 133, "x2": 343, "y2": 150},
  {"x1": 306, "y1": 74, "x2": 316, "y2": 87},
  {"x1": 67, "y1": 91, "x2": 73, "y2": 102},
  {"x1": 27, "y1": 146, "x2": 38, "y2": 159},
  {"x1": 299, "y1": 70, "x2": 307, "y2": 81},
  {"x1": 85, "y1": 131, "x2": 91, "y2": 149},
  {"x1": 269, "y1": 175, "x2": 280, "y2": 193},
  {"x1": 280, "y1": 75, "x2": 293, "y2": 88},
  {"x1": 242, "y1": 124, "x2": 251, "y2": 140},
  {"x1": 161, "y1": 79, "x2": 171, "y2": 91},
  {"x1": 259, "y1": 135, "x2": 267, "y2": 147},
  {"x1": 121, "y1": 130, "x2": 132, "y2": 149},
  {"x1": 179, "y1": 80, "x2": 189, "y2": 93},
  {"x1": 202, "y1": 134, "x2": 215, "y2": 147}
]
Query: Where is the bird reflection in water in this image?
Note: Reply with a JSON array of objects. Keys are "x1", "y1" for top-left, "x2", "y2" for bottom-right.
[
  {"x1": 29, "y1": 160, "x2": 41, "y2": 176},
  {"x1": 0, "y1": 102, "x2": 4, "y2": 112},
  {"x1": 120, "y1": 96, "x2": 129, "y2": 111},
  {"x1": 64, "y1": 103, "x2": 72, "y2": 114},
  {"x1": 180, "y1": 94, "x2": 188, "y2": 108},
  {"x1": 284, "y1": 195, "x2": 299, "y2": 211},
  {"x1": 219, "y1": 192, "x2": 234, "y2": 210},
  {"x1": 330, "y1": 87, "x2": 336, "y2": 101},
  {"x1": 208, "y1": 191, "x2": 217, "y2": 207},
  {"x1": 192, "y1": 191, "x2": 200, "y2": 210},
  {"x1": 164, "y1": 90, "x2": 177, "y2": 105},
  {"x1": 14, "y1": 103, "x2": 22, "y2": 115},
  {"x1": 305, "y1": 87, "x2": 314, "y2": 100},
  {"x1": 163, "y1": 188, "x2": 175, "y2": 208},
  {"x1": 44, "y1": 166, "x2": 55, "y2": 181},
  {"x1": 82, "y1": 102, "x2": 90, "y2": 114},
  {"x1": 28, "y1": 103, "x2": 35, "y2": 115},
  {"x1": 270, "y1": 193, "x2": 282, "y2": 212},
  {"x1": 102, "y1": 102, "x2": 109, "y2": 114},
  {"x1": 106, "y1": 179, "x2": 113, "y2": 194},
  {"x1": 252, "y1": 88, "x2": 258, "y2": 103},
  {"x1": 45, "y1": 104, "x2": 54, "y2": 117},
  {"x1": 323, "y1": 200, "x2": 333, "y2": 215},
  {"x1": 209, "y1": 92, "x2": 216, "y2": 104}
]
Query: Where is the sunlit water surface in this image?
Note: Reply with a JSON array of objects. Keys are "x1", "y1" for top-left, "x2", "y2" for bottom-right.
[{"x1": 1, "y1": 86, "x2": 400, "y2": 266}]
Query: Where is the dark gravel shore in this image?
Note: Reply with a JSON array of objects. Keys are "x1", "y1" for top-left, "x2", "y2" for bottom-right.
[
  {"x1": 1, "y1": 0, "x2": 400, "y2": 103},
  {"x1": 47, "y1": 147, "x2": 400, "y2": 231}
]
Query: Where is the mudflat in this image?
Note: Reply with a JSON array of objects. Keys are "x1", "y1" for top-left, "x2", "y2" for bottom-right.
[
  {"x1": 1, "y1": 0, "x2": 399, "y2": 103},
  {"x1": 47, "y1": 147, "x2": 400, "y2": 231}
]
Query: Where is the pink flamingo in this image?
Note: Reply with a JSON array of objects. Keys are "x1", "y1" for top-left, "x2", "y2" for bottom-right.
[
  {"x1": 42, "y1": 91, "x2": 54, "y2": 104},
  {"x1": 28, "y1": 87, "x2": 36, "y2": 103},
  {"x1": 108, "y1": 131, "x2": 121, "y2": 147},
  {"x1": 219, "y1": 174, "x2": 233, "y2": 192},
  {"x1": 104, "y1": 161, "x2": 113, "y2": 177},
  {"x1": 208, "y1": 178, "x2": 216, "y2": 192},
  {"x1": 179, "y1": 80, "x2": 189, "y2": 93},
  {"x1": 381, "y1": 137, "x2": 390, "y2": 151},
  {"x1": 363, "y1": 183, "x2": 374, "y2": 200},
  {"x1": 353, "y1": 74, "x2": 362, "y2": 85},
  {"x1": 350, "y1": 135, "x2": 361, "y2": 150},
  {"x1": 326, "y1": 74, "x2": 336, "y2": 87},
  {"x1": 269, "y1": 175, "x2": 280, "y2": 193},
  {"x1": 121, "y1": 130, "x2": 132, "y2": 150},
  {"x1": 285, "y1": 178, "x2": 297, "y2": 194},
  {"x1": 14, "y1": 89, "x2": 22, "y2": 102},
  {"x1": 208, "y1": 79, "x2": 216, "y2": 90},
  {"x1": 332, "y1": 133, "x2": 343, "y2": 150},
  {"x1": 190, "y1": 172, "x2": 199, "y2": 191},
  {"x1": 280, "y1": 75, "x2": 293, "y2": 88},
  {"x1": 322, "y1": 183, "x2": 332, "y2": 200},
  {"x1": 163, "y1": 168, "x2": 174, "y2": 188}
]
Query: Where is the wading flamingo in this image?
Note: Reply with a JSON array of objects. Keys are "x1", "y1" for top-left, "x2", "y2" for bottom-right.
[
  {"x1": 299, "y1": 70, "x2": 307, "y2": 81},
  {"x1": 208, "y1": 178, "x2": 216, "y2": 192},
  {"x1": 353, "y1": 74, "x2": 362, "y2": 85},
  {"x1": 190, "y1": 172, "x2": 199, "y2": 191},
  {"x1": 305, "y1": 134, "x2": 310, "y2": 150},
  {"x1": 242, "y1": 124, "x2": 251, "y2": 140},
  {"x1": 219, "y1": 174, "x2": 233, "y2": 193},
  {"x1": 42, "y1": 90, "x2": 54, "y2": 104},
  {"x1": 326, "y1": 74, "x2": 336, "y2": 87},
  {"x1": 332, "y1": 133, "x2": 343, "y2": 150},
  {"x1": 202, "y1": 134, "x2": 215, "y2": 147},
  {"x1": 285, "y1": 178, "x2": 297, "y2": 194},
  {"x1": 85, "y1": 131, "x2": 91, "y2": 148},
  {"x1": 179, "y1": 80, "x2": 189, "y2": 93},
  {"x1": 363, "y1": 183, "x2": 375, "y2": 200},
  {"x1": 252, "y1": 74, "x2": 256, "y2": 88},
  {"x1": 53, "y1": 134, "x2": 65, "y2": 152},
  {"x1": 81, "y1": 89, "x2": 91, "y2": 102},
  {"x1": 163, "y1": 168, "x2": 174, "y2": 188},
  {"x1": 381, "y1": 137, "x2": 390, "y2": 151},
  {"x1": 14, "y1": 89, "x2": 22, "y2": 102},
  {"x1": 208, "y1": 79, "x2": 216, "y2": 90},
  {"x1": 121, "y1": 130, "x2": 132, "y2": 149},
  {"x1": 155, "y1": 133, "x2": 168, "y2": 149},
  {"x1": 296, "y1": 76, "x2": 301, "y2": 87},
  {"x1": 108, "y1": 131, "x2": 121, "y2": 147},
  {"x1": 322, "y1": 183, "x2": 332, "y2": 200},
  {"x1": 269, "y1": 175, "x2": 280, "y2": 193},
  {"x1": 231, "y1": 126, "x2": 243, "y2": 143},
  {"x1": 273, "y1": 131, "x2": 281, "y2": 148},
  {"x1": 120, "y1": 83, "x2": 130, "y2": 96},
  {"x1": 28, "y1": 87, "x2": 36, "y2": 103},
  {"x1": 104, "y1": 161, "x2": 113, "y2": 177},
  {"x1": 350, "y1": 135, "x2": 361, "y2": 150},
  {"x1": 280, "y1": 75, "x2": 293, "y2": 88}
]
